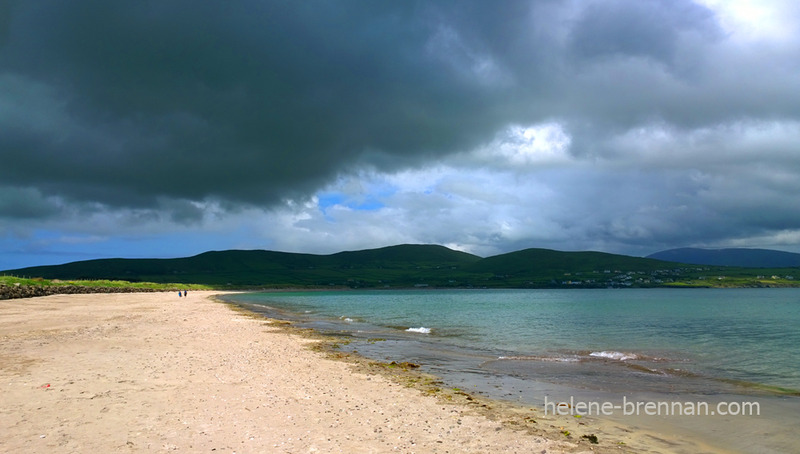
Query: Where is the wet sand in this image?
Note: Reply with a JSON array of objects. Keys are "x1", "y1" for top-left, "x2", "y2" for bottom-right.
[{"x1": 1, "y1": 291, "x2": 716, "y2": 453}]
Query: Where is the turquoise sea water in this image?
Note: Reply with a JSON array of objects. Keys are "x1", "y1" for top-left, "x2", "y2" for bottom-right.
[{"x1": 226, "y1": 288, "x2": 800, "y2": 452}]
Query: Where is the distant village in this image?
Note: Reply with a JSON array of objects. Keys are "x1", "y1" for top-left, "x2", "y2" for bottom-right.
[{"x1": 557, "y1": 268, "x2": 795, "y2": 288}]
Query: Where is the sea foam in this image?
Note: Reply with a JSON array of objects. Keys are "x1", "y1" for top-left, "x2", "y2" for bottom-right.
[
  {"x1": 589, "y1": 351, "x2": 638, "y2": 361},
  {"x1": 498, "y1": 355, "x2": 580, "y2": 362},
  {"x1": 406, "y1": 327, "x2": 431, "y2": 334}
]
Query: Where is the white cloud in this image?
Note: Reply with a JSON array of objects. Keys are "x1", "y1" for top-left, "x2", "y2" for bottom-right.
[
  {"x1": 697, "y1": 0, "x2": 799, "y2": 42},
  {"x1": 478, "y1": 123, "x2": 573, "y2": 167},
  {"x1": 604, "y1": 119, "x2": 800, "y2": 169}
]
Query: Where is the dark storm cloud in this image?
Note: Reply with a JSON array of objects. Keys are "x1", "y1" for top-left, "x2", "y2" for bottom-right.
[
  {"x1": 1, "y1": 0, "x2": 513, "y2": 214},
  {"x1": 0, "y1": 186, "x2": 61, "y2": 219}
]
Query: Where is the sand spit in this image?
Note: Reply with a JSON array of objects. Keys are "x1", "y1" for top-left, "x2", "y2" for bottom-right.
[{"x1": 1, "y1": 291, "x2": 701, "y2": 453}]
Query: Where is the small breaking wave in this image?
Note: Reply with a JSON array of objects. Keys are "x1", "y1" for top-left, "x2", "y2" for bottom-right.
[
  {"x1": 498, "y1": 355, "x2": 580, "y2": 363},
  {"x1": 406, "y1": 327, "x2": 431, "y2": 334},
  {"x1": 497, "y1": 350, "x2": 676, "y2": 364},
  {"x1": 589, "y1": 351, "x2": 638, "y2": 361}
]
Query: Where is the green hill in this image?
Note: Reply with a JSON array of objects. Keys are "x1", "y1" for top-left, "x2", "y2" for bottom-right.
[
  {"x1": 329, "y1": 244, "x2": 481, "y2": 268},
  {"x1": 469, "y1": 248, "x2": 671, "y2": 274},
  {"x1": 2, "y1": 244, "x2": 481, "y2": 287},
  {"x1": 3, "y1": 244, "x2": 798, "y2": 288},
  {"x1": 467, "y1": 248, "x2": 683, "y2": 286},
  {"x1": 647, "y1": 247, "x2": 800, "y2": 267}
]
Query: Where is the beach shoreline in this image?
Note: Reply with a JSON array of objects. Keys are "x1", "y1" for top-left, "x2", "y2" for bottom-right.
[
  {"x1": 230, "y1": 288, "x2": 800, "y2": 454},
  {"x1": 1, "y1": 291, "x2": 728, "y2": 453}
]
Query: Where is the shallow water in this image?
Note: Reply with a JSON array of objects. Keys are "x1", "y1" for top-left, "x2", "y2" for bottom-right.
[{"x1": 227, "y1": 288, "x2": 800, "y2": 453}]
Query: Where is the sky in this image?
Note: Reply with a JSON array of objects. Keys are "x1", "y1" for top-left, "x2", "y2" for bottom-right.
[{"x1": 2, "y1": 0, "x2": 800, "y2": 270}]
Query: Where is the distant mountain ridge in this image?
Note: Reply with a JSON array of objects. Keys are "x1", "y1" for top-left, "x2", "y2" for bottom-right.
[
  {"x1": 468, "y1": 248, "x2": 671, "y2": 275},
  {"x1": 2, "y1": 244, "x2": 484, "y2": 287},
  {"x1": 4, "y1": 244, "x2": 798, "y2": 288},
  {"x1": 647, "y1": 248, "x2": 800, "y2": 268}
]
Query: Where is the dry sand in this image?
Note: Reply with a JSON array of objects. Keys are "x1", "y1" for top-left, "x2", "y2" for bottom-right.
[{"x1": 0, "y1": 291, "x2": 677, "y2": 453}]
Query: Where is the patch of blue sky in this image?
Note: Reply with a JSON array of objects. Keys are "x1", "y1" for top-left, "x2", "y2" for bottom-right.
[
  {"x1": 317, "y1": 186, "x2": 396, "y2": 214},
  {"x1": 1, "y1": 229, "x2": 106, "y2": 269},
  {"x1": 317, "y1": 192, "x2": 346, "y2": 211},
  {"x1": 354, "y1": 197, "x2": 385, "y2": 211},
  {"x1": 316, "y1": 191, "x2": 388, "y2": 214}
]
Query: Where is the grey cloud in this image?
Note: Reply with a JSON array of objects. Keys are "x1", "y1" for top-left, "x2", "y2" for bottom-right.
[
  {"x1": 567, "y1": 0, "x2": 720, "y2": 64},
  {"x1": 162, "y1": 199, "x2": 207, "y2": 225},
  {"x1": 0, "y1": 187, "x2": 62, "y2": 220}
]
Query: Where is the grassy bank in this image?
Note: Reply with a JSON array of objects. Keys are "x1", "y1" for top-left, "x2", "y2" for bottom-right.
[{"x1": 0, "y1": 275, "x2": 214, "y2": 291}]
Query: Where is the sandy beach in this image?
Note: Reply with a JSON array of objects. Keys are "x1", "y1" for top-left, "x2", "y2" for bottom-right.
[{"x1": 0, "y1": 291, "x2": 690, "y2": 453}]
